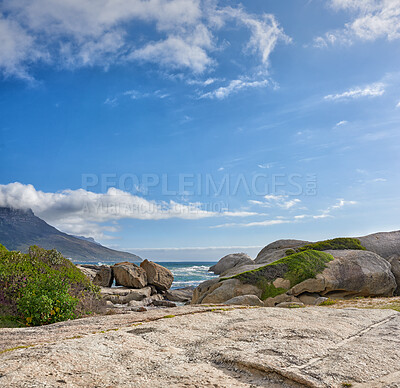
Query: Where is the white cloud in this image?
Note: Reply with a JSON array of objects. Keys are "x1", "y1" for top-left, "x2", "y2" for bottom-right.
[
  {"x1": 129, "y1": 32, "x2": 213, "y2": 73},
  {"x1": 324, "y1": 82, "x2": 385, "y2": 101},
  {"x1": 0, "y1": 14, "x2": 46, "y2": 80},
  {"x1": 249, "y1": 194, "x2": 301, "y2": 210},
  {"x1": 0, "y1": 1, "x2": 289, "y2": 80},
  {"x1": 200, "y1": 79, "x2": 269, "y2": 99},
  {"x1": 396, "y1": 101, "x2": 400, "y2": 108},
  {"x1": 335, "y1": 120, "x2": 348, "y2": 126},
  {"x1": 310, "y1": 198, "x2": 357, "y2": 219},
  {"x1": 211, "y1": 219, "x2": 289, "y2": 229},
  {"x1": 0, "y1": 182, "x2": 254, "y2": 239},
  {"x1": 314, "y1": 0, "x2": 400, "y2": 47},
  {"x1": 219, "y1": 7, "x2": 291, "y2": 68},
  {"x1": 257, "y1": 163, "x2": 274, "y2": 169}
]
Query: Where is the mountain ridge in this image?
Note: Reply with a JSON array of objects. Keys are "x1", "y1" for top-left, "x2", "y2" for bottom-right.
[{"x1": 0, "y1": 207, "x2": 141, "y2": 262}]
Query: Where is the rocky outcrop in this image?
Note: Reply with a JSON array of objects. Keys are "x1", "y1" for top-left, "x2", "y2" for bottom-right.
[
  {"x1": 140, "y1": 260, "x2": 174, "y2": 291},
  {"x1": 112, "y1": 262, "x2": 147, "y2": 288},
  {"x1": 93, "y1": 265, "x2": 113, "y2": 287},
  {"x1": 254, "y1": 239, "x2": 309, "y2": 264},
  {"x1": 358, "y1": 230, "x2": 400, "y2": 259},
  {"x1": 1, "y1": 306, "x2": 400, "y2": 387},
  {"x1": 193, "y1": 249, "x2": 397, "y2": 306},
  {"x1": 209, "y1": 253, "x2": 254, "y2": 275}
]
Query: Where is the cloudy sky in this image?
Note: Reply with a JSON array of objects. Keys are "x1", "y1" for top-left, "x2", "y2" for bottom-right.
[{"x1": 1, "y1": 0, "x2": 400, "y2": 260}]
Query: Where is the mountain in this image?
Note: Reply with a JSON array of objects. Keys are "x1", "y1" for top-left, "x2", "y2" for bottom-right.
[
  {"x1": 72, "y1": 235, "x2": 101, "y2": 245},
  {"x1": 0, "y1": 207, "x2": 141, "y2": 262}
]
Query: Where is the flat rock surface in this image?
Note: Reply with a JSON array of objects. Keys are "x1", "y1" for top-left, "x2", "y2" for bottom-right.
[{"x1": 1, "y1": 306, "x2": 400, "y2": 387}]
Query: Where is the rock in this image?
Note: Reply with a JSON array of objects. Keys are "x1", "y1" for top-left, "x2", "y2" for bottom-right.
[
  {"x1": 388, "y1": 255, "x2": 400, "y2": 295},
  {"x1": 140, "y1": 260, "x2": 173, "y2": 291},
  {"x1": 220, "y1": 263, "x2": 266, "y2": 278},
  {"x1": 93, "y1": 265, "x2": 113, "y2": 287},
  {"x1": 142, "y1": 294, "x2": 164, "y2": 306},
  {"x1": 254, "y1": 248, "x2": 290, "y2": 265},
  {"x1": 288, "y1": 276, "x2": 325, "y2": 296},
  {"x1": 200, "y1": 279, "x2": 262, "y2": 304},
  {"x1": 165, "y1": 287, "x2": 194, "y2": 302},
  {"x1": 263, "y1": 294, "x2": 302, "y2": 307},
  {"x1": 255, "y1": 239, "x2": 310, "y2": 264},
  {"x1": 290, "y1": 250, "x2": 397, "y2": 298},
  {"x1": 152, "y1": 300, "x2": 177, "y2": 308},
  {"x1": 76, "y1": 265, "x2": 97, "y2": 281},
  {"x1": 1, "y1": 306, "x2": 400, "y2": 387},
  {"x1": 112, "y1": 262, "x2": 147, "y2": 288},
  {"x1": 209, "y1": 253, "x2": 254, "y2": 275},
  {"x1": 191, "y1": 278, "x2": 220, "y2": 304},
  {"x1": 127, "y1": 300, "x2": 144, "y2": 307},
  {"x1": 127, "y1": 306, "x2": 147, "y2": 312},
  {"x1": 100, "y1": 287, "x2": 152, "y2": 304},
  {"x1": 276, "y1": 301, "x2": 305, "y2": 308},
  {"x1": 273, "y1": 277, "x2": 291, "y2": 289},
  {"x1": 297, "y1": 293, "x2": 321, "y2": 305},
  {"x1": 358, "y1": 230, "x2": 400, "y2": 259},
  {"x1": 225, "y1": 295, "x2": 264, "y2": 306}
]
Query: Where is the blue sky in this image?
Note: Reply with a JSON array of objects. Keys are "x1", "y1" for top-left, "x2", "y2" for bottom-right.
[{"x1": 1, "y1": 0, "x2": 400, "y2": 260}]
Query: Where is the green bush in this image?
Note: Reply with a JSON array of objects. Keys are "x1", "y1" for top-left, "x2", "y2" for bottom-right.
[
  {"x1": 0, "y1": 245, "x2": 103, "y2": 326},
  {"x1": 18, "y1": 276, "x2": 78, "y2": 326},
  {"x1": 297, "y1": 238, "x2": 366, "y2": 252}
]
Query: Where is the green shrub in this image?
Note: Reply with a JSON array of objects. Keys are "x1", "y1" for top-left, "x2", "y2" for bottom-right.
[
  {"x1": 0, "y1": 243, "x2": 7, "y2": 257},
  {"x1": 297, "y1": 238, "x2": 365, "y2": 252},
  {"x1": 0, "y1": 245, "x2": 103, "y2": 326},
  {"x1": 223, "y1": 250, "x2": 334, "y2": 300},
  {"x1": 319, "y1": 298, "x2": 337, "y2": 306},
  {"x1": 18, "y1": 276, "x2": 78, "y2": 326}
]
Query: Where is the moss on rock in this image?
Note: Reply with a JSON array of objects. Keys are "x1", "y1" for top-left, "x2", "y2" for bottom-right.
[
  {"x1": 297, "y1": 238, "x2": 366, "y2": 252},
  {"x1": 223, "y1": 250, "x2": 334, "y2": 300}
]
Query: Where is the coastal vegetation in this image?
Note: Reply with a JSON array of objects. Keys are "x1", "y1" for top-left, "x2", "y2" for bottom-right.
[{"x1": 0, "y1": 244, "x2": 103, "y2": 327}]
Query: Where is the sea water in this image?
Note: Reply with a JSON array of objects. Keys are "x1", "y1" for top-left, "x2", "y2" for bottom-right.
[{"x1": 76, "y1": 261, "x2": 218, "y2": 289}]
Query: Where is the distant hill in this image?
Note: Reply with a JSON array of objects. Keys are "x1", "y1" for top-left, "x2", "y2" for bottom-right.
[{"x1": 0, "y1": 207, "x2": 141, "y2": 262}]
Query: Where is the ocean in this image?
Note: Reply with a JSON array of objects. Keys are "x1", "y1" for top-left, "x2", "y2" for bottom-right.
[{"x1": 76, "y1": 261, "x2": 218, "y2": 289}]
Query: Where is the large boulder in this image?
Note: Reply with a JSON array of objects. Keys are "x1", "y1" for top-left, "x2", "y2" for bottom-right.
[
  {"x1": 192, "y1": 278, "x2": 262, "y2": 304},
  {"x1": 93, "y1": 265, "x2": 113, "y2": 287},
  {"x1": 388, "y1": 255, "x2": 400, "y2": 295},
  {"x1": 209, "y1": 253, "x2": 254, "y2": 275},
  {"x1": 140, "y1": 260, "x2": 173, "y2": 291},
  {"x1": 112, "y1": 262, "x2": 147, "y2": 288},
  {"x1": 254, "y1": 239, "x2": 309, "y2": 264},
  {"x1": 76, "y1": 265, "x2": 97, "y2": 281},
  {"x1": 358, "y1": 230, "x2": 400, "y2": 259},
  {"x1": 289, "y1": 250, "x2": 397, "y2": 298}
]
